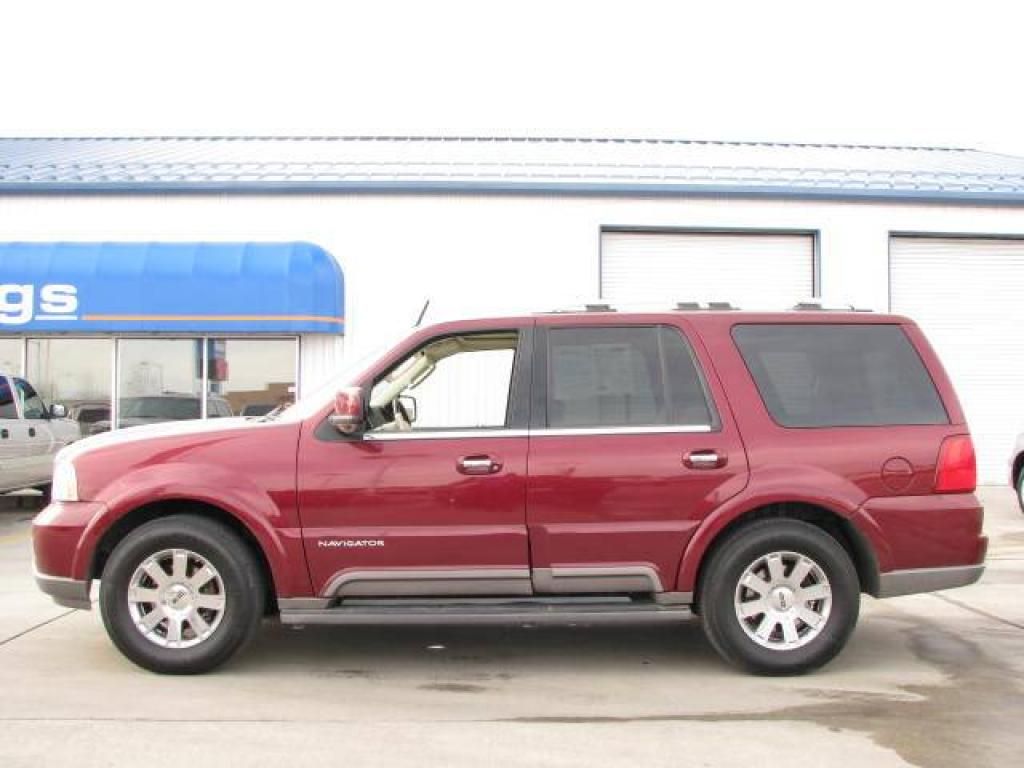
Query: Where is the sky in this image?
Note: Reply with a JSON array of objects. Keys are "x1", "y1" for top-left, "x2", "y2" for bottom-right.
[{"x1": 2, "y1": 0, "x2": 1024, "y2": 156}]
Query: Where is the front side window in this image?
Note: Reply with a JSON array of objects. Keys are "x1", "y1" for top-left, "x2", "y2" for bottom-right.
[
  {"x1": 14, "y1": 378, "x2": 47, "y2": 419},
  {"x1": 368, "y1": 332, "x2": 518, "y2": 432},
  {"x1": 733, "y1": 324, "x2": 949, "y2": 427},
  {"x1": 546, "y1": 326, "x2": 713, "y2": 429}
]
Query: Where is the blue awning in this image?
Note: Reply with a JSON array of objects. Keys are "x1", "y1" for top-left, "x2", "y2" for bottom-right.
[{"x1": 0, "y1": 241, "x2": 344, "y2": 333}]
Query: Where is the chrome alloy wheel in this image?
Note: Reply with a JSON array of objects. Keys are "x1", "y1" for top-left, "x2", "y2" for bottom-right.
[
  {"x1": 127, "y1": 549, "x2": 227, "y2": 649},
  {"x1": 734, "y1": 551, "x2": 832, "y2": 651}
]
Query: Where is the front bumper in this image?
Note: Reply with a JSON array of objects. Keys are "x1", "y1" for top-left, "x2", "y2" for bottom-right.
[
  {"x1": 877, "y1": 563, "x2": 985, "y2": 598},
  {"x1": 32, "y1": 500, "x2": 107, "y2": 608},
  {"x1": 34, "y1": 568, "x2": 92, "y2": 610}
]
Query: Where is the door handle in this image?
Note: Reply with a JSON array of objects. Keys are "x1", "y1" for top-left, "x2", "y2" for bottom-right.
[
  {"x1": 457, "y1": 455, "x2": 503, "y2": 475},
  {"x1": 0, "y1": 428, "x2": 8, "y2": 439},
  {"x1": 683, "y1": 450, "x2": 727, "y2": 470},
  {"x1": 28, "y1": 427, "x2": 36, "y2": 438}
]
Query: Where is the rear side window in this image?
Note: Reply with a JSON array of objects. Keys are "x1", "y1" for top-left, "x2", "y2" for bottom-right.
[
  {"x1": 547, "y1": 326, "x2": 714, "y2": 429},
  {"x1": 733, "y1": 324, "x2": 948, "y2": 427}
]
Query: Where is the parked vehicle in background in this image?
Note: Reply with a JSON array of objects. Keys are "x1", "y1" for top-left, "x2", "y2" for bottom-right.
[
  {"x1": 86, "y1": 394, "x2": 233, "y2": 434},
  {"x1": 0, "y1": 374, "x2": 78, "y2": 494},
  {"x1": 67, "y1": 401, "x2": 111, "y2": 437},
  {"x1": 240, "y1": 403, "x2": 277, "y2": 417},
  {"x1": 33, "y1": 307, "x2": 987, "y2": 676},
  {"x1": 1012, "y1": 431, "x2": 1024, "y2": 513}
]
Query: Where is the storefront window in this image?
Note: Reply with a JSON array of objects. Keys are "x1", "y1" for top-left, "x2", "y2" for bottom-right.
[
  {"x1": 0, "y1": 337, "x2": 21, "y2": 375},
  {"x1": 117, "y1": 339, "x2": 203, "y2": 428},
  {"x1": 205, "y1": 339, "x2": 297, "y2": 417},
  {"x1": 27, "y1": 338, "x2": 113, "y2": 436}
]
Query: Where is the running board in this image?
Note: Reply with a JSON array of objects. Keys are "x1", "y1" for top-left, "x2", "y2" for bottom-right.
[{"x1": 278, "y1": 597, "x2": 694, "y2": 626}]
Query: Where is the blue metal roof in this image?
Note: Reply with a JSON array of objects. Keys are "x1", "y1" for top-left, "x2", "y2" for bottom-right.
[
  {"x1": 0, "y1": 241, "x2": 344, "y2": 333},
  {"x1": 1, "y1": 136, "x2": 1024, "y2": 202}
]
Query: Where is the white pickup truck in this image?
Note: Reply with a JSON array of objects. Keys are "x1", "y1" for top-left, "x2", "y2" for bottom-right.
[{"x1": 0, "y1": 374, "x2": 79, "y2": 495}]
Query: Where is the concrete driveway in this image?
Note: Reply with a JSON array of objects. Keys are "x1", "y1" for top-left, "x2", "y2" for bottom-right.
[{"x1": 1, "y1": 489, "x2": 1021, "y2": 767}]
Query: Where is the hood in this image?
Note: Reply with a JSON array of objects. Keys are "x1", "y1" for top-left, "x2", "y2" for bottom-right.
[{"x1": 59, "y1": 416, "x2": 256, "y2": 464}]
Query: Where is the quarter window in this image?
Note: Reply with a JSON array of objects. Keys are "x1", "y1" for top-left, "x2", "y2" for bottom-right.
[
  {"x1": 733, "y1": 324, "x2": 949, "y2": 427},
  {"x1": 546, "y1": 326, "x2": 713, "y2": 429}
]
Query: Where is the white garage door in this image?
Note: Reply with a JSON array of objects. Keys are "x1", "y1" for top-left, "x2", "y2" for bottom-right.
[
  {"x1": 890, "y1": 237, "x2": 1024, "y2": 483},
  {"x1": 601, "y1": 231, "x2": 815, "y2": 308}
]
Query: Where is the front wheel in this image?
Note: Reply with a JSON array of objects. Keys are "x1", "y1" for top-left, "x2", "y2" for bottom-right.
[
  {"x1": 99, "y1": 515, "x2": 264, "y2": 674},
  {"x1": 699, "y1": 519, "x2": 860, "y2": 675}
]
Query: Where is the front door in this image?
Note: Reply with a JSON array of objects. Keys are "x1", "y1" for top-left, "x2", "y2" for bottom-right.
[
  {"x1": 296, "y1": 326, "x2": 534, "y2": 599},
  {"x1": 526, "y1": 320, "x2": 749, "y2": 596}
]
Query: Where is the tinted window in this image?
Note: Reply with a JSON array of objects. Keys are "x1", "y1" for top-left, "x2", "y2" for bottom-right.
[
  {"x1": 547, "y1": 326, "x2": 712, "y2": 428},
  {"x1": 0, "y1": 378, "x2": 16, "y2": 419},
  {"x1": 14, "y1": 378, "x2": 47, "y2": 419},
  {"x1": 733, "y1": 324, "x2": 948, "y2": 427}
]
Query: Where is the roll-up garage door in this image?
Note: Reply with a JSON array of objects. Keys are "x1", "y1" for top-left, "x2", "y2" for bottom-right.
[
  {"x1": 600, "y1": 231, "x2": 815, "y2": 308},
  {"x1": 890, "y1": 236, "x2": 1024, "y2": 483}
]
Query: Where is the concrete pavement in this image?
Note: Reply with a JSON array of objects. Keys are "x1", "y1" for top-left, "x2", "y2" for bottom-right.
[{"x1": 0, "y1": 489, "x2": 1021, "y2": 767}]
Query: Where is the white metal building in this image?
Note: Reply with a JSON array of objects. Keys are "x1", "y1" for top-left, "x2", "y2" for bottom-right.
[{"x1": 1, "y1": 137, "x2": 1023, "y2": 482}]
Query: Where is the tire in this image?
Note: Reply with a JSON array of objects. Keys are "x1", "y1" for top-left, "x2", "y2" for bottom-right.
[
  {"x1": 699, "y1": 519, "x2": 860, "y2": 676},
  {"x1": 99, "y1": 514, "x2": 264, "y2": 674}
]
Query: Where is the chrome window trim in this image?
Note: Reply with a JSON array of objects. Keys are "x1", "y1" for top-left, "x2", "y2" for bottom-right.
[
  {"x1": 364, "y1": 429, "x2": 530, "y2": 441},
  {"x1": 533, "y1": 425, "x2": 712, "y2": 437},
  {"x1": 362, "y1": 424, "x2": 712, "y2": 441}
]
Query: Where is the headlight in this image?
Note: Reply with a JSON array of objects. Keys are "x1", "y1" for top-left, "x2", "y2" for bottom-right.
[{"x1": 51, "y1": 460, "x2": 79, "y2": 502}]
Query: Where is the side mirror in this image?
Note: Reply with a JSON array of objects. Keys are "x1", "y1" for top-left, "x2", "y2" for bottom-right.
[
  {"x1": 49, "y1": 403, "x2": 68, "y2": 419},
  {"x1": 329, "y1": 387, "x2": 365, "y2": 434}
]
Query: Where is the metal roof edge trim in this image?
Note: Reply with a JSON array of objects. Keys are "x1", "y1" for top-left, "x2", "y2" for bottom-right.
[{"x1": 2, "y1": 179, "x2": 1024, "y2": 204}]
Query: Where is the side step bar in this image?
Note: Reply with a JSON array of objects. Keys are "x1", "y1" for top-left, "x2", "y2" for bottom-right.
[{"x1": 279, "y1": 597, "x2": 694, "y2": 627}]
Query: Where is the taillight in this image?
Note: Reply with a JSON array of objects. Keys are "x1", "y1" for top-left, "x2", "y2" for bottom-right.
[{"x1": 934, "y1": 435, "x2": 976, "y2": 493}]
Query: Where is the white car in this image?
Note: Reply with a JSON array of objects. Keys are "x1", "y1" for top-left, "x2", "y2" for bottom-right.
[
  {"x1": 0, "y1": 374, "x2": 79, "y2": 495},
  {"x1": 1013, "y1": 432, "x2": 1024, "y2": 513}
]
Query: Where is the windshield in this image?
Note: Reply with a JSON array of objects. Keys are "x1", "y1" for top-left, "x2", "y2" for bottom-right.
[
  {"x1": 120, "y1": 396, "x2": 200, "y2": 420},
  {"x1": 273, "y1": 328, "x2": 415, "y2": 423}
]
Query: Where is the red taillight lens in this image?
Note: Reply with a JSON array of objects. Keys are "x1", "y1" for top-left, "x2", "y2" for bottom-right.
[{"x1": 935, "y1": 435, "x2": 976, "y2": 493}]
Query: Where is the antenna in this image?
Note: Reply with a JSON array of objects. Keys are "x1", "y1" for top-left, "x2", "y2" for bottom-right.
[{"x1": 414, "y1": 299, "x2": 430, "y2": 327}]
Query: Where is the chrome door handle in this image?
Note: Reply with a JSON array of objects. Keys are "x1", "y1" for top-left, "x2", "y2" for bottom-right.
[
  {"x1": 683, "y1": 450, "x2": 726, "y2": 469},
  {"x1": 457, "y1": 455, "x2": 503, "y2": 475}
]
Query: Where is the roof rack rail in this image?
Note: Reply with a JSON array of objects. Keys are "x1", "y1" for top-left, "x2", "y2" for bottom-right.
[
  {"x1": 791, "y1": 301, "x2": 873, "y2": 312},
  {"x1": 541, "y1": 302, "x2": 618, "y2": 314},
  {"x1": 674, "y1": 301, "x2": 738, "y2": 311}
]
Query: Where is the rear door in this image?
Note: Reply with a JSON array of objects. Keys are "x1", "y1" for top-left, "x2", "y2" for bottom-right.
[{"x1": 525, "y1": 318, "x2": 749, "y2": 596}]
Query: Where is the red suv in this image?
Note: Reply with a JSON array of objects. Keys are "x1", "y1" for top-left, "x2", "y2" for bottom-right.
[{"x1": 33, "y1": 308, "x2": 987, "y2": 675}]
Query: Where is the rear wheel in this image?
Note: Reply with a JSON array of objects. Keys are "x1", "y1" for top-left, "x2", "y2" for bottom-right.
[
  {"x1": 699, "y1": 519, "x2": 860, "y2": 675},
  {"x1": 99, "y1": 515, "x2": 264, "y2": 674}
]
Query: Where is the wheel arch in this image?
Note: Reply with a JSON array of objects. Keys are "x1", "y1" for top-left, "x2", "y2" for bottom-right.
[
  {"x1": 683, "y1": 500, "x2": 880, "y2": 609},
  {"x1": 88, "y1": 499, "x2": 280, "y2": 614}
]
